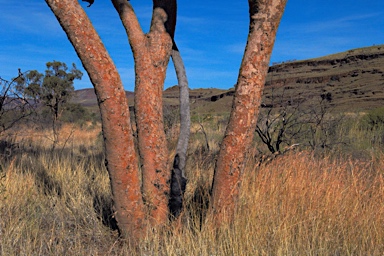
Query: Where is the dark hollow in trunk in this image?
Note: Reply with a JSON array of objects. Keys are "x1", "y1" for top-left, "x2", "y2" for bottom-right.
[{"x1": 168, "y1": 154, "x2": 187, "y2": 219}]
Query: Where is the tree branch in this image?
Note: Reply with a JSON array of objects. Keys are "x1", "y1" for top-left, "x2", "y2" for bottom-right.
[{"x1": 111, "y1": 0, "x2": 146, "y2": 56}]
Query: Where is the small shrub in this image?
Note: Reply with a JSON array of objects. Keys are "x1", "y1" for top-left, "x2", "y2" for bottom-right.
[
  {"x1": 61, "y1": 103, "x2": 93, "y2": 125},
  {"x1": 360, "y1": 106, "x2": 384, "y2": 130}
]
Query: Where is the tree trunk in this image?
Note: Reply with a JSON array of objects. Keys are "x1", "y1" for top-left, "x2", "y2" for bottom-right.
[
  {"x1": 168, "y1": 46, "x2": 190, "y2": 218},
  {"x1": 113, "y1": 0, "x2": 190, "y2": 222},
  {"x1": 210, "y1": 0, "x2": 287, "y2": 224},
  {"x1": 154, "y1": 0, "x2": 190, "y2": 216},
  {"x1": 112, "y1": 0, "x2": 173, "y2": 225},
  {"x1": 172, "y1": 47, "x2": 190, "y2": 175},
  {"x1": 45, "y1": 0, "x2": 146, "y2": 239}
]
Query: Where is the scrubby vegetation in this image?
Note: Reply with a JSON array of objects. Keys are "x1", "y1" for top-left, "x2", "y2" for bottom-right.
[{"x1": 1, "y1": 110, "x2": 384, "y2": 255}]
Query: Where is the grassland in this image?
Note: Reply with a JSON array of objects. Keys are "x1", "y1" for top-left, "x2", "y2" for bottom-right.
[
  {"x1": 1, "y1": 112, "x2": 384, "y2": 255},
  {"x1": 1, "y1": 45, "x2": 383, "y2": 255}
]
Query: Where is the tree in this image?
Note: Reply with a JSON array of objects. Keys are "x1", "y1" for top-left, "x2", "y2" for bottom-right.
[
  {"x1": 115, "y1": 0, "x2": 190, "y2": 220},
  {"x1": 305, "y1": 95, "x2": 345, "y2": 151},
  {"x1": 20, "y1": 61, "x2": 82, "y2": 121},
  {"x1": 171, "y1": 39, "x2": 190, "y2": 197},
  {"x1": 16, "y1": 61, "x2": 82, "y2": 147},
  {"x1": 210, "y1": 0, "x2": 287, "y2": 224},
  {"x1": 45, "y1": 0, "x2": 182, "y2": 240},
  {"x1": 42, "y1": 61, "x2": 82, "y2": 121},
  {"x1": 255, "y1": 87, "x2": 346, "y2": 156},
  {"x1": 168, "y1": 2, "x2": 190, "y2": 218},
  {"x1": 44, "y1": 0, "x2": 287, "y2": 240},
  {"x1": 255, "y1": 87, "x2": 306, "y2": 155}
]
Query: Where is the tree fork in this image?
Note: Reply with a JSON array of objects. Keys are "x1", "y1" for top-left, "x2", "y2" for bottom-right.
[{"x1": 112, "y1": 0, "x2": 174, "y2": 225}]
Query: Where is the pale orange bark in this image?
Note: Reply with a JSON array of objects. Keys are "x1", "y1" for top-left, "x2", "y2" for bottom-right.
[
  {"x1": 45, "y1": 0, "x2": 145, "y2": 239},
  {"x1": 211, "y1": 0, "x2": 287, "y2": 224},
  {"x1": 112, "y1": 0, "x2": 173, "y2": 225}
]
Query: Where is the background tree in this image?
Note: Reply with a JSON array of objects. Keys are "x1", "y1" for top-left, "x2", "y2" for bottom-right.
[
  {"x1": 255, "y1": 87, "x2": 346, "y2": 157},
  {"x1": 40, "y1": 61, "x2": 82, "y2": 122},
  {"x1": 17, "y1": 61, "x2": 82, "y2": 148},
  {"x1": 22, "y1": 61, "x2": 83, "y2": 121},
  {"x1": 305, "y1": 95, "x2": 345, "y2": 151},
  {"x1": 255, "y1": 87, "x2": 306, "y2": 155}
]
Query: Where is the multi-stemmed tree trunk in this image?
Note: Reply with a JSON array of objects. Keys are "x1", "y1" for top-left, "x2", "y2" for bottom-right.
[
  {"x1": 45, "y1": 0, "x2": 175, "y2": 240},
  {"x1": 45, "y1": 0, "x2": 286, "y2": 240},
  {"x1": 112, "y1": 0, "x2": 174, "y2": 226},
  {"x1": 113, "y1": 0, "x2": 189, "y2": 220},
  {"x1": 210, "y1": 0, "x2": 287, "y2": 224}
]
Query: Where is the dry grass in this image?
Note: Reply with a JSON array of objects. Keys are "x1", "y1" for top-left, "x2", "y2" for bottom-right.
[
  {"x1": 1, "y1": 124, "x2": 384, "y2": 255},
  {"x1": 236, "y1": 152, "x2": 384, "y2": 255}
]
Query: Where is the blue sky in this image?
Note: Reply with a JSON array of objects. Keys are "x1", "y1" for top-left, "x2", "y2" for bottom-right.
[{"x1": 1, "y1": 0, "x2": 383, "y2": 91}]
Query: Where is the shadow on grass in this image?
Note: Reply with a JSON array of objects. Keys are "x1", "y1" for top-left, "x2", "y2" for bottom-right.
[
  {"x1": 92, "y1": 194, "x2": 119, "y2": 232},
  {"x1": 0, "y1": 138, "x2": 120, "y2": 233}
]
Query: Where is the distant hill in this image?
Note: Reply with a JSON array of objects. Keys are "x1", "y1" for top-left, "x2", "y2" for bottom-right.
[
  {"x1": 73, "y1": 88, "x2": 134, "y2": 107},
  {"x1": 73, "y1": 44, "x2": 384, "y2": 114}
]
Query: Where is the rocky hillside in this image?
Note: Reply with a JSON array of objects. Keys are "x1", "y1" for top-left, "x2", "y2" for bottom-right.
[
  {"x1": 73, "y1": 44, "x2": 384, "y2": 114},
  {"x1": 263, "y1": 45, "x2": 384, "y2": 111},
  {"x1": 188, "y1": 44, "x2": 384, "y2": 114}
]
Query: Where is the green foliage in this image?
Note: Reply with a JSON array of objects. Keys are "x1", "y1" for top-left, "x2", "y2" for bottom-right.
[
  {"x1": 17, "y1": 61, "x2": 82, "y2": 121},
  {"x1": 60, "y1": 103, "x2": 95, "y2": 125},
  {"x1": 360, "y1": 106, "x2": 384, "y2": 130},
  {"x1": 13, "y1": 61, "x2": 83, "y2": 149},
  {"x1": 15, "y1": 70, "x2": 44, "y2": 99}
]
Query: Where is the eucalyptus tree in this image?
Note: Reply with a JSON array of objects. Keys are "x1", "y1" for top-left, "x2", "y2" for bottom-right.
[
  {"x1": 210, "y1": 0, "x2": 287, "y2": 224},
  {"x1": 44, "y1": 0, "x2": 287, "y2": 240}
]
